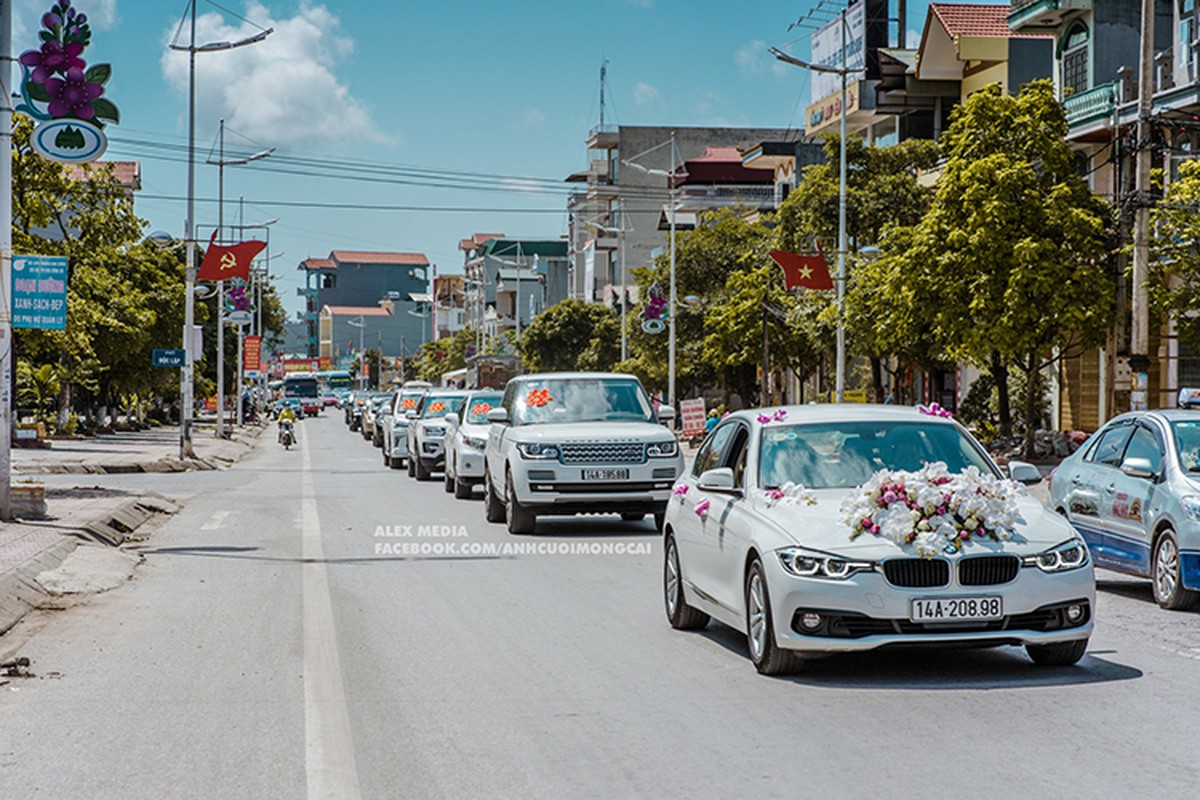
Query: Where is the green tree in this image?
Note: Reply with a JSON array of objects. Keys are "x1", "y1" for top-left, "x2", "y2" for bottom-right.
[
  {"x1": 775, "y1": 136, "x2": 940, "y2": 400},
  {"x1": 890, "y1": 81, "x2": 1114, "y2": 455},
  {"x1": 518, "y1": 299, "x2": 619, "y2": 373},
  {"x1": 411, "y1": 327, "x2": 480, "y2": 383},
  {"x1": 16, "y1": 361, "x2": 61, "y2": 426},
  {"x1": 1150, "y1": 159, "x2": 1200, "y2": 347}
]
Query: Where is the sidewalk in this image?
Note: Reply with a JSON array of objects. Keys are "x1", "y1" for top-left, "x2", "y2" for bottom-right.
[
  {"x1": 13, "y1": 423, "x2": 264, "y2": 476},
  {"x1": 0, "y1": 423, "x2": 265, "y2": 636}
]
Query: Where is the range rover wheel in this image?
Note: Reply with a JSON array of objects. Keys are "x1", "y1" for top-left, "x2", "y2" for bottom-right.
[
  {"x1": 665, "y1": 534, "x2": 709, "y2": 630},
  {"x1": 505, "y1": 470, "x2": 536, "y2": 534},
  {"x1": 745, "y1": 558, "x2": 800, "y2": 676},
  {"x1": 415, "y1": 457, "x2": 431, "y2": 481},
  {"x1": 484, "y1": 470, "x2": 505, "y2": 523},
  {"x1": 1152, "y1": 531, "x2": 1200, "y2": 610},
  {"x1": 454, "y1": 477, "x2": 473, "y2": 500}
]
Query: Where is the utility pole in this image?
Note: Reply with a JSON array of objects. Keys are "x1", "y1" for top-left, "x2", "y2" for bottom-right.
[
  {"x1": 1130, "y1": 0, "x2": 1155, "y2": 410},
  {"x1": 668, "y1": 131, "x2": 677, "y2": 410},
  {"x1": 181, "y1": 0, "x2": 198, "y2": 458},
  {"x1": 216, "y1": 119, "x2": 227, "y2": 436},
  {"x1": 835, "y1": 11, "x2": 849, "y2": 404},
  {"x1": 0, "y1": 0, "x2": 13, "y2": 519}
]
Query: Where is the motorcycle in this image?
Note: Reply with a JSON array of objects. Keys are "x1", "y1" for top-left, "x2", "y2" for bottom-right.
[{"x1": 280, "y1": 420, "x2": 294, "y2": 450}]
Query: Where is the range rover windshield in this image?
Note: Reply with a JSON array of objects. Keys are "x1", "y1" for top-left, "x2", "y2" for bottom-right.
[{"x1": 512, "y1": 378, "x2": 654, "y2": 425}]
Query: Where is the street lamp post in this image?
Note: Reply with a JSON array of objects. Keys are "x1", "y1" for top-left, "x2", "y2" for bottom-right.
[
  {"x1": 169, "y1": 1, "x2": 272, "y2": 456},
  {"x1": 623, "y1": 133, "x2": 681, "y2": 408},
  {"x1": 771, "y1": 15, "x2": 861, "y2": 403},
  {"x1": 347, "y1": 316, "x2": 366, "y2": 388}
]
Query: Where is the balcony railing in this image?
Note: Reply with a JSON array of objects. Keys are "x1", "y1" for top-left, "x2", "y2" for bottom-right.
[
  {"x1": 1062, "y1": 81, "x2": 1118, "y2": 128},
  {"x1": 674, "y1": 184, "x2": 777, "y2": 210}
]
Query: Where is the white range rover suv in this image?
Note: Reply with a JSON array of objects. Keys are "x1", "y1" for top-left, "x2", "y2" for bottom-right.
[{"x1": 483, "y1": 372, "x2": 682, "y2": 534}]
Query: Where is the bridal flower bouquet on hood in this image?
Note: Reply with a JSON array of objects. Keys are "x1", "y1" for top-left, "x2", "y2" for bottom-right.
[{"x1": 840, "y1": 462, "x2": 1021, "y2": 558}]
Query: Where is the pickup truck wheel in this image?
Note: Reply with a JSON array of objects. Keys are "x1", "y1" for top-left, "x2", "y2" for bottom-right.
[
  {"x1": 505, "y1": 470, "x2": 536, "y2": 534},
  {"x1": 484, "y1": 470, "x2": 506, "y2": 523}
]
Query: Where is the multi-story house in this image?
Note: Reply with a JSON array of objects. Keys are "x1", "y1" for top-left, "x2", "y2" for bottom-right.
[
  {"x1": 564, "y1": 125, "x2": 796, "y2": 304},
  {"x1": 462, "y1": 237, "x2": 569, "y2": 348},
  {"x1": 299, "y1": 250, "x2": 430, "y2": 359}
]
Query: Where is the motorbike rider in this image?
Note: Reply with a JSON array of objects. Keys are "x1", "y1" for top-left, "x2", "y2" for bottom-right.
[{"x1": 278, "y1": 405, "x2": 298, "y2": 444}]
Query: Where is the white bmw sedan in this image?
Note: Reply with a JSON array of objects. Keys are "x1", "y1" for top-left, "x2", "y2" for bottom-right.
[{"x1": 663, "y1": 405, "x2": 1095, "y2": 675}]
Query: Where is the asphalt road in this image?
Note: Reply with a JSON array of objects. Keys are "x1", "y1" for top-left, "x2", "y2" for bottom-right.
[{"x1": 2, "y1": 415, "x2": 1200, "y2": 799}]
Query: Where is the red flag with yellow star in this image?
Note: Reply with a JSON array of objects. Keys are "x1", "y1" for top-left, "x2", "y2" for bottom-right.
[
  {"x1": 197, "y1": 230, "x2": 267, "y2": 282},
  {"x1": 770, "y1": 245, "x2": 833, "y2": 291}
]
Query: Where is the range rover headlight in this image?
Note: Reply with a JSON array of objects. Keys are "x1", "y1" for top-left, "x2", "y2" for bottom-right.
[
  {"x1": 777, "y1": 547, "x2": 874, "y2": 580},
  {"x1": 1022, "y1": 538, "x2": 1090, "y2": 573},
  {"x1": 463, "y1": 435, "x2": 488, "y2": 451},
  {"x1": 646, "y1": 440, "x2": 678, "y2": 458},
  {"x1": 517, "y1": 442, "x2": 560, "y2": 460}
]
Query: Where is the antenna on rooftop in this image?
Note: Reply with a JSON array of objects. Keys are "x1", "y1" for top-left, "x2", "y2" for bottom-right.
[{"x1": 599, "y1": 59, "x2": 609, "y2": 128}]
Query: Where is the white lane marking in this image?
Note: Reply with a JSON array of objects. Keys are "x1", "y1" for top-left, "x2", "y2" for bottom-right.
[
  {"x1": 301, "y1": 434, "x2": 363, "y2": 800},
  {"x1": 200, "y1": 511, "x2": 230, "y2": 530}
]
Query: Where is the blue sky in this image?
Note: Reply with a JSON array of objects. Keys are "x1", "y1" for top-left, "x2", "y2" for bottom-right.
[{"x1": 14, "y1": 0, "x2": 972, "y2": 318}]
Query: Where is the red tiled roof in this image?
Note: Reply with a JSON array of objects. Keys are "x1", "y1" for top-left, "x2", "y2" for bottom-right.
[
  {"x1": 690, "y1": 146, "x2": 745, "y2": 163},
  {"x1": 323, "y1": 305, "x2": 391, "y2": 317},
  {"x1": 459, "y1": 233, "x2": 506, "y2": 251},
  {"x1": 301, "y1": 258, "x2": 335, "y2": 270},
  {"x1": 330, "y1": 250, "x2": 429, "y2": 266},
  {"x1": 929, "y1": 3, "x2": 1011, "y2": 38},
  {"x1": 63, "y1": 160, "x2": 141, "y2": 189}
]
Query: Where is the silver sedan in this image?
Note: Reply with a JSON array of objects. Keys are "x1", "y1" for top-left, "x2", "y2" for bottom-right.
[{"x1": 1047, "y1": 409, "x2": 1200, "y2": 610}]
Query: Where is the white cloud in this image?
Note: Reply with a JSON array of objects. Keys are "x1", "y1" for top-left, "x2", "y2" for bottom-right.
[
  {"x1": 736, "y1": 40, "x2": 788, "y2": 78},
  {"x1": 521, "y1": 107, "x2": 546, "y2": 127},
  {"x1": 161, "y1": 2, "x2": 386, "y2": 148},
  {"x1": 632, "y1": 81, "x2": 660, "y2": 106}
]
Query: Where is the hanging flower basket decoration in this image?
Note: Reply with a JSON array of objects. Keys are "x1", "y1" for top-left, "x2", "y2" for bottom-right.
[
  {"x1": 17, "y1": 1, "x2": 120, "y2": 128},
  {"x1": 840, "y1": 462, "x2": 1020, "y2": 558},
  {"x1": 526, "y1": 388, "x2": 552, "y2": 408},
  {"x1": 640, "y1": 282, "x2": 669, "y2": 334}
]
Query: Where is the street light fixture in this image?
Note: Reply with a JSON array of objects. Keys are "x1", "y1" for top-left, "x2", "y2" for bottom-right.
[
  {"x1": 584, "y1": 212, "x2": 633, "y2": 362},
  {"x1": 168, "y1": 0, "x2": 273, "y2": 457}
]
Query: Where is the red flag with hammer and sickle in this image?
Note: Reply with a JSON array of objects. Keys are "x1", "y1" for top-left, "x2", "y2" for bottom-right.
[
  {"x1": 770, "y1": 244, "x2": 834, "y2": 291},
  {"x1": 197, "y1": 230, "x2": 267, "y2": 282}
]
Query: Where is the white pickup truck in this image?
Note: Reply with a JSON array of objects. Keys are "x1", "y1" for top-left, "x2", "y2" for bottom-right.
[{"x1": 482, "y1": 372, "x2": 682, "y2": 534}]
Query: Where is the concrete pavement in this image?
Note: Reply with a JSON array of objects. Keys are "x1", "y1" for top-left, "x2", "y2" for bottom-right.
[{"x1": 0, "y1": 423, "x2": 266, "y2": 636}]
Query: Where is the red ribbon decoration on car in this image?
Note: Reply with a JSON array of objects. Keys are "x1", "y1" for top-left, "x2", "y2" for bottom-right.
[{"x1": 526, "y1": 389, "x2": 552, "y2": 407}]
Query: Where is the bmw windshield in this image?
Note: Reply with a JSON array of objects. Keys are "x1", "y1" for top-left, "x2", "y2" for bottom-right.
[{"x1": 759, "y1": 421, "x2": 997, "y2": 490}]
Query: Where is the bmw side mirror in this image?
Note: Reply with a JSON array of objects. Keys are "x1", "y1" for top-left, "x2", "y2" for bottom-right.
[
  {"x1": 1007, "y1": 460, "x2": 1042, "y2": 485},
  {"x1": 698, "y1": 467, "x2": 738, "y2": 494}
]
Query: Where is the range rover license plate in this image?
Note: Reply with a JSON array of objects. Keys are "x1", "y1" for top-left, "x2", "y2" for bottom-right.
[
  {"x1": 910, "y1": 596, "x2": 1002, "y2": 623},
  {"x1": 582, "y1": 468, "x2": 629, "y2": 481}
]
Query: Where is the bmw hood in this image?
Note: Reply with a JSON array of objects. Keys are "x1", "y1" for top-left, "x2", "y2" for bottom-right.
[{"x1": 755, "y1": 489, "x2": 1079, "y2": 560}]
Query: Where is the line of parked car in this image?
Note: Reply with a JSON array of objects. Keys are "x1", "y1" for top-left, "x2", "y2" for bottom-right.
[{"x1": 335, "y1": 371, "x2": 1200, "y2": 675}]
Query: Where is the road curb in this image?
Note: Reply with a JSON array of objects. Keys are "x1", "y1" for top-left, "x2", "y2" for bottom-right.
[{"x1": 0, "y1": 536, "x2": 77, "y2": 636}]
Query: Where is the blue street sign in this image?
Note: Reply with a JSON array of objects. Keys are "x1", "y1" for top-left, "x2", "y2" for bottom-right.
[
  {"x1": 12, "y1": 254, "x2": 68, "y2": 330},
  {"x1": 152, "y1": 348, "x2": 187, "y2": 368}
]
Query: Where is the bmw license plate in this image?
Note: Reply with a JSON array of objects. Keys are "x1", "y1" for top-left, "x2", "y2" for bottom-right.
[
  {"x1": 910, "y1": 596, "x2": 1003, "y2": 623},
  {"x1": 582, "y1": 468, "x2": 629, "y2": 481}
]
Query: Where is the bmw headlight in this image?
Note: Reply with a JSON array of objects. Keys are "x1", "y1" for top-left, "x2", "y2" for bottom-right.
[
  {"x1": 1022, "y1": 538, "x2": 1089, "y2": 573},
  {"x1": 517, "y1": 442, "x2": 560, "y2": 460},
  {"x1": 777, "y1": 547, "x2": 875, "y2": 580},
  {"x1": 646, "y1": 440, "x2": 678, "y2": 458},
  {"x1": 463, "y1": 435, "x2": 488, "y2": 451}
]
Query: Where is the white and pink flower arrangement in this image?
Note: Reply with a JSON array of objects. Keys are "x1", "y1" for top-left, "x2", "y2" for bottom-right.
[
  {"x1": 839, "y1": 462, "x2": 1020, "y2": 558},
  {"x1": 762, "y1": 481, "x2": 816, "y2": 507}
]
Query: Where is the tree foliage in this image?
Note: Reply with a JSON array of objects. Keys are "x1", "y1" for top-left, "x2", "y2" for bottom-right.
[
  {"x1": 885, "y1": 81, "x2": 1114, "y2": 453},
  {"x1": 518, "y1": 299, "x2": 619, "y2": 374}
]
